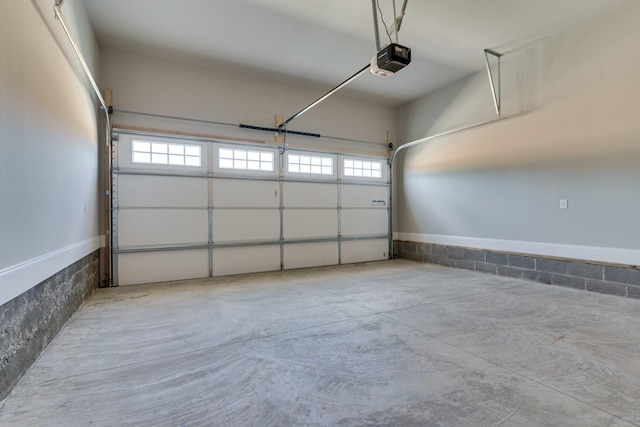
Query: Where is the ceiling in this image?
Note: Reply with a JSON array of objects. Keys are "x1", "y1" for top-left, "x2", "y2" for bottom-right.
[{"x1": 83, "y1": 0, "x2": 631, "y2": 106}]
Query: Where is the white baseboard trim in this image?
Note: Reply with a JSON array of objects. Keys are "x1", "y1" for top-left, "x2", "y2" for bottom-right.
[
  {"x1": 0, "y1": 237, "x2": 102, "y2": 306},
  {"x1": 394, "y1": 232, "x2": 640, "y2": 266}
]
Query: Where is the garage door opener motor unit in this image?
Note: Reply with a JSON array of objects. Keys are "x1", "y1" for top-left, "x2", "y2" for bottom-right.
[{"x1": 370, "y1": 43, "x2": 411, "y2": 78}]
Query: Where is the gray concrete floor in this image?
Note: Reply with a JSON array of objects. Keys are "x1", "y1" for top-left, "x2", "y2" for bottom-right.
[{"x1": 1, "y1": 259, "x2": 639, "y2": 426}]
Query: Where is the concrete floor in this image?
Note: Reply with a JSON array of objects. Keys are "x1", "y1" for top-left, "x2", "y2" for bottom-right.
[{"x1": 1, "y1": 260, "x2": 639, "y2": 426}]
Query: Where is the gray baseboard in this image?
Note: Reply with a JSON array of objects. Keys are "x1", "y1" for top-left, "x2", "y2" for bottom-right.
[
  {"x1": 394, "y1": 241, "x2": 640, "y2": 299},
  {"x1": 0, "y1": 251, "x2": 100, "y2": 401}
]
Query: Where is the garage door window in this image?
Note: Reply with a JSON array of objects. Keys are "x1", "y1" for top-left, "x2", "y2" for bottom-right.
[
  {"x1": 288, "y1": 154, "x2": 333, "y2": 175},
  {"x1": 343, "y1": 158, "x2": 383, "y2": 178},
  {"x1": 219, "y1": 148, "x2": 274, "y2": 171},
  {"x1": 132, "y1": 140, "x2": 201, "y2": 167}
]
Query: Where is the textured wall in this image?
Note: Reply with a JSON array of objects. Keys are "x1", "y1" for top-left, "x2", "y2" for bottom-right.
[
  {"x1": 0, "y1": 252, "x2": 99, "y2": 401},
  {"x1": 395, "y1": 241, "x2": 640, "y2": 299}
]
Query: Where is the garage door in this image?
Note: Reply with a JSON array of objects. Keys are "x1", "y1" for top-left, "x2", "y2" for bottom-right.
[{"x1": 112, "y1": 130, "x2": 390, "y2": 285}]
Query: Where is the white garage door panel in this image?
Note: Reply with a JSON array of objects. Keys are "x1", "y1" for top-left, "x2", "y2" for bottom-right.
[
  {"x1": 341, "y1": 210, "x2": 388, "y2": 236},
  {"x1": 117, "y1": 250, "x2": 209, "y2": 286},
  {"x1": 212, "y1": 210, "x2": 279, "y2": 243},
  {"x1": 117, "y1": 175, "x2": 207, "y2": 208},
  {"x1": 341, "y1": 185, "x2": 388, "y2": 208},
  {"x1": 212, "y1": 179, "x2": 279, "y2": 208},
  {"x1": 118, "y1": 209, "x2": 208, "y2": 247},
  {"x1": 283, "y1": 210, "x2": 337, "y2": 240},
  {"x1": 283, "y1": 182, "x2": 337, "y2": 208},
  {"x1": 114, "y1": 134, "x2": 392, "y2": 285},
  {"x1": 213, "y1": 246, "x2": 280, "y2": 276},
  {"x1": 284, "y1": 242, "x2": 339, "y2": 269},
  {"x1": 342, "y1": 239, "x2": 389, "y2": 264}
]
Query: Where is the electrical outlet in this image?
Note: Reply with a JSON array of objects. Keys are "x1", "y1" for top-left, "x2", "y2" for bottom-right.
[{"x1": 559, "y1": 199, "x2": 568, "y2": 209}]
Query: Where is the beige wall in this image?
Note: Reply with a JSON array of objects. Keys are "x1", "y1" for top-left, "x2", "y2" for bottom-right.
[
  {"x1": 395, "y1": 2, "x2": 640, "y2": 264},
  {"x1": 101, "y1": 49, "x2": 395, "y2": 155},
  {"x1": 0, "y1": 0, "x2": 101, "y2": 304}
]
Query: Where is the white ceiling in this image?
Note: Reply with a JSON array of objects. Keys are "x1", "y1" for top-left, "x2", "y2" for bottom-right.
[{"x1": 83, "y1": 0, "x2": 631, "y2": 106}]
